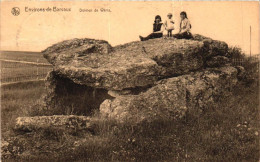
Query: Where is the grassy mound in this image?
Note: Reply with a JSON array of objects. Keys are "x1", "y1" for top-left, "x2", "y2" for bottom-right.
[{"x1": 1, "y1": 80, "x2": 259, "y2": 161}]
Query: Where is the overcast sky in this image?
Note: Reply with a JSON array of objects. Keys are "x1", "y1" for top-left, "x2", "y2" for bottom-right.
[{"x1": 1, "y1": 1, "x2": 259, "y2": 55}]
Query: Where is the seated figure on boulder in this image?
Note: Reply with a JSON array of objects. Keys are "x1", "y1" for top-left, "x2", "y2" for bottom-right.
[
  {"x1": 139, "y1": 15, "x2": 164, "y2": 41},
  {"x1": 173, "y1": 11, "x2": 193, "y2": 39}
]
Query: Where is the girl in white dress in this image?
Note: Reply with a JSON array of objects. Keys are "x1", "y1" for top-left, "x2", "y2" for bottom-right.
[{"x1": 164, "y1": 13, "x2": 175, "y2": 37}]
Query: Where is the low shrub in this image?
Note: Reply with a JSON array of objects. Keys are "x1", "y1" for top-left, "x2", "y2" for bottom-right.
[{"x1": 228, "y1": 46, "x2": 259, "y2": 86}]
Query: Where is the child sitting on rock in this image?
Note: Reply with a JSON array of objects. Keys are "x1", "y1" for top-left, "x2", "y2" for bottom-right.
[
  {"x1": 173, "y1": 11, "x2": 193, "y2": 39},
  {"x1": 164, "y1": 13, "x2": 175, "y2": 37},
  {"x1": 139, "y1": 15, "x2": 164, "y2": 41}
]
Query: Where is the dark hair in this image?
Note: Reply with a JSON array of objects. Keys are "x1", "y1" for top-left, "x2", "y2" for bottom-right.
[
  {"x1": 180, "y1": 11, "x2": 192, "y2": 29},
  {"x1": 180, "y1": 11, "x2": 188, "y2": 19},
  {"x1": 154, "y1": 15, "x2": 162, "y2": 23}
]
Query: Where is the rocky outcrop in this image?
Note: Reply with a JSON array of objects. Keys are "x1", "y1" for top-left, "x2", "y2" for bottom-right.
[
  {"x1": 41, "y1": 35, "x2": 234, "y2": 117},
  {"x1": 43, "y1": 39, "x2": 160, "y2": 90},
  {"x1": 15, "y1": 115, "x2": 93, "y2": 132},
  {"x1": 100, "y1": 66, "x2": 238, "y2": 123},
  {"x1": 4, "y1": 35, "x2": 242, "y2": 160},
  {"x1": 42, "y1": 38, "x2": 112, "y2": 65},
  {"x1": 33, "y1": 35, "x2": 238, "y2": 122},
  {"x1": 206, "y1": 56, "x2": 230, "y2": 67},
  {"x1": 43, "y1": 36, "x2": 229, "y2": 91}
]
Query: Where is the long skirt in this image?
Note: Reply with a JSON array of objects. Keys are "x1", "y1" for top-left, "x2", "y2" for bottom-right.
[
  {"x1": 173, "y1": 31, "x2": 193, "y2": 39},
  {"x1": 141, "y1": 33, "x2": 163, "y2": 41}
]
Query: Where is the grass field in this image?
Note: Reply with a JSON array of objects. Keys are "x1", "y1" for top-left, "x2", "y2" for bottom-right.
[
  {"x1": 0, "y1": 51, "x2": 52, "y2": 83},
  {"x1": 1, "y1": 81, "x2": 46, "y2": 138},
  {"x1": 1, "y1": 81, "x2": 259, "y2": 161},
  {"x1": 0, "y1": 51, "x2": 49, "y2": 63}
]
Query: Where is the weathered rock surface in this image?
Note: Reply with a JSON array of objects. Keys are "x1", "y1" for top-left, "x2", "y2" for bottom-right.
[
  {"x1": 206, "y1": 56, "x2": 230, "y2": 67},
  {"x1": 1, "y1": 140, "x2": 12, "y2": 159},
  {"x1": 100, "y1": 66, "x2": 238, "y2": 123},
  {"x1": 192, "y1": 34, "x2": 228, "y2": 57},
  {"x1": 42, "y1": 38, "x2": 112, "y2": 65},
  {"x1": 43, "y1": 35, "x2": 229, "y2": 90},
  {"x1": 235, "y1": 66, "x2": 245, "y2": 80},
  {"x1": 43, "y1": 39, "x2": 160, "y2": 90},
  {"x1": 15, "y1": 115, "x2": 93, "y2": 132},
  {"x1": 40, "y1": 35, "x2": 235, "y2": 117}
]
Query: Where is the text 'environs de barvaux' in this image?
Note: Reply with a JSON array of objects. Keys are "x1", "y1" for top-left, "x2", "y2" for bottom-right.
[{"x1": 24, "y1": 7, "x2": 111, "y2": 13}]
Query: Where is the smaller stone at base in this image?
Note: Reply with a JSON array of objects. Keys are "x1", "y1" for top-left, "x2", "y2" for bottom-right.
[{"x1": 15, "y1": 115, "x2": 93, "y2": 132}]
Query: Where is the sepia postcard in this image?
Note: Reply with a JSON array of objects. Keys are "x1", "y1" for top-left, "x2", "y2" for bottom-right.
[{"x1": 1, "y1": 1, "x2": 259, "y2": 161}]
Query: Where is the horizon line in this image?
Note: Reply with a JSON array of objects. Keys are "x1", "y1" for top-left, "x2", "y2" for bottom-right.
[{"x1": 1, "y1": 50, "x2": 259, "y2": 56}]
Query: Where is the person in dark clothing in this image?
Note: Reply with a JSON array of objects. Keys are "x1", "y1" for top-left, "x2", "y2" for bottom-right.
[
  {"x1": 173, "y1": 11, "x2": 193, "y2": 39},
  {"x1": 139, "y1": 15, "x2": 164, "y2": 41}
]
